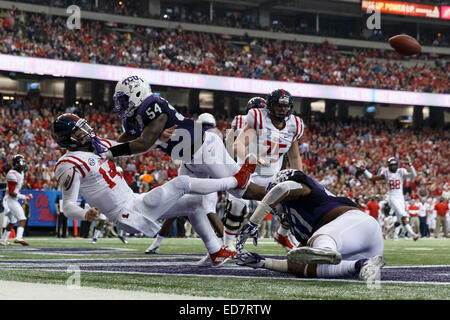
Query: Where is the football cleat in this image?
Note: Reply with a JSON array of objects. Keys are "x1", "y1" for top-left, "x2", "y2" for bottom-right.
[
  {"x1": 145, "y1": 246, "x2": 160, "y2": 254},
  {"x1": 196, "y1": 254, "x2": 213, "y2": 267},
  {"x1": 413, "y1": 235, "x2": 419, "y2": 241},
  {"x1": 358, "y1": 255, "x2": 385, "y2": 282},
  {"x1": 118, "y1": 235, "x2": 128, "y2": 244},
  {"x1": 287, "y1": 247, "x2": 342, "y2": 265},
  {"x1": 0, "y1": 241, "x2": 10, "y2": 246},
  {"x1": 91, "y1": 238, "x2": 97, "y2": 244},
  {"x1": 14, "y1": 239, "x2": 29, "y2": 246},
  {"x1": 233, "y1": 154, "x2": 257, "y2": 189},
  {"x1": 236, "y1": 250, "x2": 265, "y2": 269},
  {"x1": 274, "y1": 232, "x2": 295, "y2": 252},
  {"x1": 210, "y1": 245, "x2": 237, "y2": 267}
]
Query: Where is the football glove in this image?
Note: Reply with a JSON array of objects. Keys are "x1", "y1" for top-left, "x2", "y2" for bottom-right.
[
  {"x1": 235, "y1": 250, "x2": 265, "y2": 269},
  {"x1": 236, "y1": 221, "x2": 259, "y2": 252},
  {"x1": 91, "y1": 135, "x2": 108, "y2": 154},
  {"x1": 25, "y1": 194, "x2": 33, "y2": 200}
]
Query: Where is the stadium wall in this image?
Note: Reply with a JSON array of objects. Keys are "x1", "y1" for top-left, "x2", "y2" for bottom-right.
[{"x1": 0, "y1": 54, "x2": 448, "y2": 108}]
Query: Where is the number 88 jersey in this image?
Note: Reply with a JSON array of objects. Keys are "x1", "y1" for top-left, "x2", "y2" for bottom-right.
[
  {"x1": 54, "y1": 138, "x2": 134, "y2": 214},
  {"x1": 379, "y1": 167, "x2": 408, "y2": 198}
]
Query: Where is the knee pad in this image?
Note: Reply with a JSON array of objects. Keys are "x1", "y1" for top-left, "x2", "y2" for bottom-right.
[{"x1": 222, "y1": 199, "x2": 247, "y2": 231}]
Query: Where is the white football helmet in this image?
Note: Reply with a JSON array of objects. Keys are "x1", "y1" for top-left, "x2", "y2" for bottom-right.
[
  {"x1": 197, "y1": 113, "x2": 216, "y2": 127},
  {"x1": 113, "y1": 76, "x2": 152, "y2": 119}
]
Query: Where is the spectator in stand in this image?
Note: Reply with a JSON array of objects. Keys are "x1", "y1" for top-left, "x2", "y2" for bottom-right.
[{"x1": 0, "y1": 9, "x2": 448, "y2": 93}]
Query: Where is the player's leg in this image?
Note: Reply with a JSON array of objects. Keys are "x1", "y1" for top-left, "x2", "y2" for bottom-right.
[
  {"x1": 273, "y1": 212, "x2": 299, "y2": 251},
  {"x1": 282, "y1": 209, "x2": 384, "y2": 278},
  {"x1": 92, "y1": 218, "x2": 106, "y2": 244},
  {"x1": 236, "y1": 249, "x2": 384, "y2": 280},
  {"x1": 222, "y1": 194, "x2": 248, "y2": 247},
  {"x1": 203, "y1": 193, "x2": 223, "y2": 238},
  {"x1": 7, "y1": 199, "x2": 29, "y2": 246},
  {"x1": 0, "y1": 214, "x2": 15, "y2": 246},
  {"x1": 145, "y1": 218, "x2": 176, "y2": 254}
]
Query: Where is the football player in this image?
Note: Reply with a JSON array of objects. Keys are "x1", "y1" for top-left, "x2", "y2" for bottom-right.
[
  {"x1": 101, "y1": 76, "x2": 265, "y2": 201},
  {"x1": 0, "y1": 155, "x2": 32, "y2": 246},
  {"x1": 145, "y1": 113, "x2": 225, "y2": 256},
  {"x1": 223, "y1": 89, "x2": 304, "y2": 251},
  {"x1": 52, "y1": 114, "x2": 255, "y2": 266},
  {"x1": 361, "y1": 157, "x2": 419, "y2": 241},
  {"x1": 236, "y1": 169, "x2": 385, "y2": 281}
]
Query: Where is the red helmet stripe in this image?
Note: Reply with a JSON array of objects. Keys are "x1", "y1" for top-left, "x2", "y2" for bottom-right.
[
  {"x1": 64, "y1": 114, "x2": 80, "y2": 121},
  {"x1": 253, "y1": 109, "x2": 258, "y2": 130}
]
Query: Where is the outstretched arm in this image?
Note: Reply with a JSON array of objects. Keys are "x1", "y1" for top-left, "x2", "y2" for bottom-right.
[
  {"x1": 237, "y1": 180, "x2": 310, "y2": 250},
  {"x1": 404, "y1": 155, "x2": 417, "y2": 179},
  {"x1": 249, "y1": 181, "x2": 310, "y2": 225},
  {"x1": 59, "y1": 168, "x2": 99, "y2": 221},
  {"x1": 286, "y1": 141, "x2": 303, "y2": 171},
  {"x1": 106, "y1": 114, "x2": 168, "y2": 158}
]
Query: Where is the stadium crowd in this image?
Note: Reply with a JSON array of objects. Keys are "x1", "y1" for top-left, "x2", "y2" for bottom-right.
[
  {"x1": 0, "y1": 9, "x2": 449, "y2": 94},
  {"x1": 11, "y1": 0, "x2": 450, "y2": 47},
  {"x1": 0, "y1": 94, "x2": 449, "y2": 238}
]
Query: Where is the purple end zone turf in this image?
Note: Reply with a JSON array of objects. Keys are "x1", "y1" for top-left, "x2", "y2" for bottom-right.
[{"x1": 0, "y1": 248, "x2": 448, "y2": 283}]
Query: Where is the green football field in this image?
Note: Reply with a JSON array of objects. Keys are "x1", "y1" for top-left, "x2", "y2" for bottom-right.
[{"x1": 0, "y1": 237, "x2": 449, "y2": 300}]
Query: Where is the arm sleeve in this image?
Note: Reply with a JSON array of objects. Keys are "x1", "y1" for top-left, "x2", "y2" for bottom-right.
[
  {"x1": 404, "y1": 166, "x2": 417, "y2": 179},
  {"x1": 60, "y1": 170, "x2": 87, "y2": 221},
  {"x1": 249, "y1": 181, "x2": 304, "y2": 225}
]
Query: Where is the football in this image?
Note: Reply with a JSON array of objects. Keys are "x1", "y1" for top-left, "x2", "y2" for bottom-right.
[{"x1": 388, "y1": 35, "x2": 422, "y2": 56}]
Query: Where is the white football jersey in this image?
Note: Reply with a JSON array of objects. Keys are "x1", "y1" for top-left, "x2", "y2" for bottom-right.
[
  {"x1": 231, "y1": 115, "x2": 247, "y2": 131},
  {"x1": 379, "y1": 167, "x2": 409, "y2": 197},
  {"x1": 246, "y1": 107, "x2": 304, "y2": 177},
  {"x1": 6, "y1": 169, "x2": 24, "y2": 196},
  {"x1": 54, "y1": 139, "x2": 134, "y2": 216}
]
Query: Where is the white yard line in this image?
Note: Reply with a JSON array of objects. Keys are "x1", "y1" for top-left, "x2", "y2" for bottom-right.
[{"x1": 0, "y1": 280, "x2": 222, "y2": 300}]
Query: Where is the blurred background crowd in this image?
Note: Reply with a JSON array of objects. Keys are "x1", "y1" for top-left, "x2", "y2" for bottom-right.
[{"x1": 0, "y1": 9, "x2": 448, "y2": 93}]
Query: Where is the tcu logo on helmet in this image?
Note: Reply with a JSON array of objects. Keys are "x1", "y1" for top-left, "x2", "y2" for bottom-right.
[{"x1": 121, "y1": 75, "x2": 140, "y2": 86}]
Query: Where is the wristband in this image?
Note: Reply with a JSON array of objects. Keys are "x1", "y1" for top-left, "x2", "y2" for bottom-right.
[
  {"x1": 364, "y1": 169, "x2": 373, "y2": 179},
  {"x1": 16, "y1": 194, "x2": 26, "y2": 200},
  {"x1": 109, "y1": 142, "x2": 132, "y2": 157}
]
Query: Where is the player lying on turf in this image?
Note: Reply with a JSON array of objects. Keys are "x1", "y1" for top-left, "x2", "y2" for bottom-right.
[
  {"x1": 235, "y1": 169, "x2": 385, "y2": 281},
  {"x1": 52, "y1": 114, "x2": 256, "y2": 266}
]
